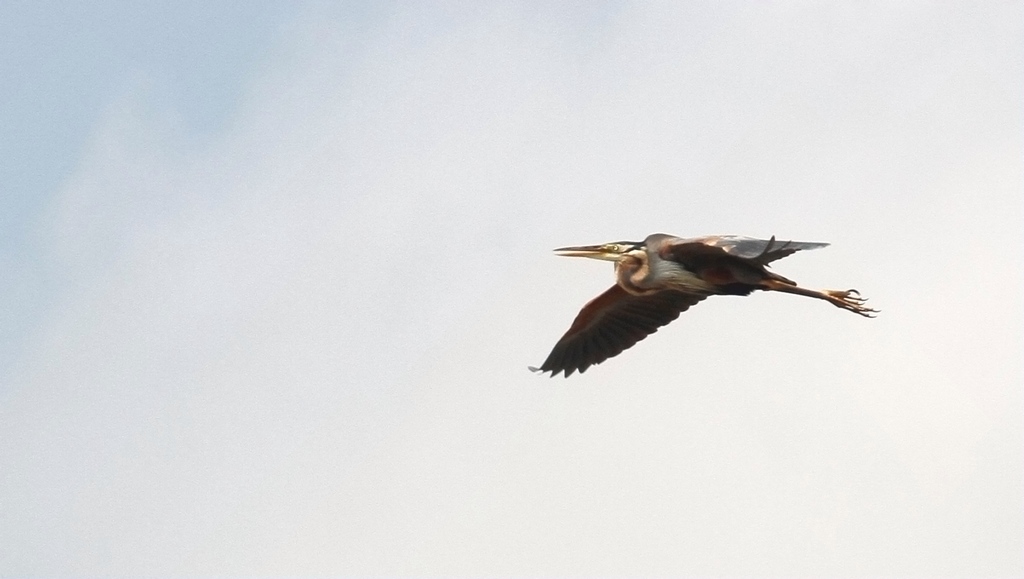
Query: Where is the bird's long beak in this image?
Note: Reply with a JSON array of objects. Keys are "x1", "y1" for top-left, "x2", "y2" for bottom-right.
[{"x1": 553, "y1": 244, "x2": 624, "y2": 262}]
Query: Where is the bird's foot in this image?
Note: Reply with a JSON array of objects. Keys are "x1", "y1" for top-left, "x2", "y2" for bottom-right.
[{"x1": 825, "y1": 289, "x2": 878, "y2": 318}]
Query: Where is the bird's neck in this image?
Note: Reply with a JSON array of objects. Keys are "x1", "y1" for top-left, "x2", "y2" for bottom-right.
[
  {"x1": 618, "y1": 256, "x2": 714, "y2": 295},
  {"x1": 615, "y1": 257, "x2": 657, "y2": 296}
]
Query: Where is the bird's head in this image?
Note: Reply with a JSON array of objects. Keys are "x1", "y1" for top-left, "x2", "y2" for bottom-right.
[{"x1": 553, "y1": 241, "x2": 646, "y2": 262}]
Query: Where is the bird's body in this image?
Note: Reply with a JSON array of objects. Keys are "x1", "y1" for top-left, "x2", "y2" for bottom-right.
[{"x1": 532, "y1": 234, "x2": 876, "y2": 377}]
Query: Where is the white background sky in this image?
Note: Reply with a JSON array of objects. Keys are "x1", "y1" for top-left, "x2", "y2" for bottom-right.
[{"x1": 1, "y1": 2, "x2": 1021, "y2": 577}]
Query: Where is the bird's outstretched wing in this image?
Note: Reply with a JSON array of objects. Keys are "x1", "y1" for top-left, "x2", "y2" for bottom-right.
[
  {"x1": 532, "y1": 285, "x2": 707, "y2": 378},
  {"x1": 665, "y1": 235, "x2": 829, "y2": 265}
]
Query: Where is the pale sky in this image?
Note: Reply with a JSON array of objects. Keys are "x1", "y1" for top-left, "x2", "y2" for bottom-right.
[{"x1": 1, "y1": 2, "x2": 1022, "y2": 577}]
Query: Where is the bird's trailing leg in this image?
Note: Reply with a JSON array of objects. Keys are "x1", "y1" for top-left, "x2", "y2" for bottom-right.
[{"x1": 763, "y1": 279, "x2": 878, "y2": 318}]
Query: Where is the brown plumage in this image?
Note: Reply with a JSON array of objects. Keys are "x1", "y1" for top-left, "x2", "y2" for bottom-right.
[{"x1": 532, "y1": 234, "x2": 876, "y2": 377}]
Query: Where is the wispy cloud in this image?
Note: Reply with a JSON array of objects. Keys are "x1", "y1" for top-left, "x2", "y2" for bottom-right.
[{"x1": 1, "y1": 3, "x2": 1021, "y2": 576}]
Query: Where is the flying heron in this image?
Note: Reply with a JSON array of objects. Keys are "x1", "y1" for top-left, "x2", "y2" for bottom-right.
[{"x1": 532, "y1": 234, "x2": 876, "y2": 377}]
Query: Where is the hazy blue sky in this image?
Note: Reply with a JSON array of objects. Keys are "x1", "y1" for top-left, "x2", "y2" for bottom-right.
[{"x1": 1, "y1": 2, "x2": 1021, "y2": 576}]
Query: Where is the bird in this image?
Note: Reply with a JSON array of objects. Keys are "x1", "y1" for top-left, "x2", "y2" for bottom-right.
[{"x1": 531, "y1": 234, "x2": 877, "y2": 377}]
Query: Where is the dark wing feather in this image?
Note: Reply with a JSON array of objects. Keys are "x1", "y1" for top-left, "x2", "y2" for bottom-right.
[
  {"x1": 666, "y1": 235, "x2": 829, "y2": 265},
  {"x1": 533, "y1": 285, "x2": 707, "y2": 378}
]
